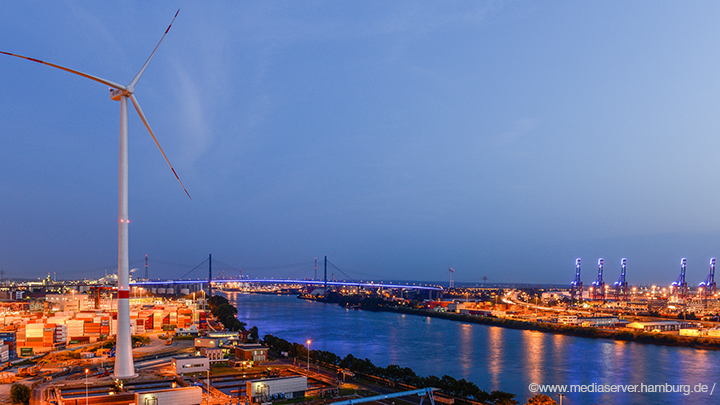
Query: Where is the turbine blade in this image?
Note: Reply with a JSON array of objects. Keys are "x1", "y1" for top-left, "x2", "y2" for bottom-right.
[
  {"x1": 129, "y1": 9, "x2": 179, "y2": 89},
  {"x1": 129, "y1": 94, "x2": 191, "y2": 199},
  {"x1": 0, "y1": 50, "x2": 126, "y2": 90}
]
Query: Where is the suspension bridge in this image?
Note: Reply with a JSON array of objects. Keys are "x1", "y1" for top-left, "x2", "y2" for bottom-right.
[{"x1": 122, "y1": 254, "x2": 445, "y2": 294}]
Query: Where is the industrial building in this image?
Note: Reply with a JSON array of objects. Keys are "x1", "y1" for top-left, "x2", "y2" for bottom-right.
[
  {"x1": 247, "y1": 376, "x2": 307, "y2": 402},
  {"x1": 172, "y1": 356, "x2": 209, "y2": 374},
  {"x1": 136, "y1": 387, "x2": 203, "y2": 405},
  {"x1": 235, "y1": 343, "x2": 269, "y2": 362},
  {"x1": 626, "y1": 321, "x2": 681, "y2": 332}
]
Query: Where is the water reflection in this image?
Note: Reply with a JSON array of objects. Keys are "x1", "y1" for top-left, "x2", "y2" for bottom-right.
[
  {"x1": 486, "y1": 326, "x2": 503, "y2": 390},
  {"x1": 522, "y1": 331, "x2": 545, "y2": 385},
  {"x1": 458, "y1": 324, "x2": 473, "y2": 375}
]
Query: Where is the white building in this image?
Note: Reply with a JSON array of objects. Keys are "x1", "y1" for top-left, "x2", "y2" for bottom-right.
[
  {"x1": 200, "y1": 347, "x2": 223, "y2": 362},
  {"x1": 172, "y1": 356, "x2": 209, "y2": 374},
  {"x1": 541, "y1": 291, "x2": 571, "y2": 300},
  {"x1": 0, "y1": 341, "x2": 8, "y2": 362},
  {"x1": 136, "y1": 387, "x2": 202, "y2": 405},
  {"x1": 679, "y1": 328, "x2": 703, "y2": 337},
  {"x1": 247, "y1": 376, "x2": 307, "y2": 402},
  {"x1": 558, "y1": 315, "x2": 578, "y2": 325},
  {"x1": 578, "y1": 316, "x2": 618, "y2": 327},
  {"x1": 626, "y1": 321, "x2": 680, "y2": 332},
  {"x1": 45, "y1": 293, "x2": 89, "y2": 312}
]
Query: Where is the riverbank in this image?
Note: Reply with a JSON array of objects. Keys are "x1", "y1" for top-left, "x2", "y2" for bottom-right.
[
  {"x1": 364, "y1": 304, "x2": 720, "y2": 351},
  {"x1": 213, "y1": 293, "x2": 519, "y2": 404}
]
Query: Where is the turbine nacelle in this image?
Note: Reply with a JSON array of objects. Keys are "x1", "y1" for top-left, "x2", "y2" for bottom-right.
[{"x1": 110, "y1": 88, "x2": 127, "y2": 101}]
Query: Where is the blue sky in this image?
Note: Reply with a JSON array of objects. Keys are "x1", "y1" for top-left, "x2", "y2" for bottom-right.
[{"x1": 2, "y1": 1, "x2": 720, "y2": 285}]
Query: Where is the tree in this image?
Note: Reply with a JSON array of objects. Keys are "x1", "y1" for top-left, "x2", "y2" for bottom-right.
[
  {"x1": 489, "y1": 390, "x2": 518, "y2": 405},
  {"x1": 207, "y1": 295, "x2": 230, "y2": 309},
  {"x1": 213, "y1": 303, "x2": 237, "y2": 320},
  {"x1": 10, "y1": 383, "x2": 31, "y2": 404},
  {"x1": 525, "y1": 394, "x2": 557, "y2": 405},
  {"x1": 249, "y1": 326, "x2": 259, "y2": 342}
]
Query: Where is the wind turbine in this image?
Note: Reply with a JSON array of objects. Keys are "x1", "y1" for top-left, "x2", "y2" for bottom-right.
[{"x1": 1, "y1": 10, "x2": 189, "y2": 379}]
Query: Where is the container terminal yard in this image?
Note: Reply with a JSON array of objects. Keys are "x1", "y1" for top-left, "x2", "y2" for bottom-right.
[{"x1": 3, "y1": 257, "x2": 720, "y2": 404}]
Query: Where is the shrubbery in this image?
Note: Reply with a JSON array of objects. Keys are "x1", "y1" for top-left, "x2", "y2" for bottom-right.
[
  {"x1": 264, "y1": 334, "x2": 518, "y2": 405},
  {"x1": 208, "y1": 295, "x2": 247, "y2": 331},
  {"x1": 10, "y1": 383, "x2": 31, "y2": 404}
]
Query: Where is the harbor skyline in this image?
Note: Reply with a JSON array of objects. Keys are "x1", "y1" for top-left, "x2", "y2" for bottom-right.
[{"x1": 4, "y1": 2, "x2": 720, "y2": 285}]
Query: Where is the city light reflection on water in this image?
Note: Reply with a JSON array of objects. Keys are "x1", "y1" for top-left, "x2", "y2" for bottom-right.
[
  {"x1": 458, "y1": 324, "x2": 473, "y2": 376},
  {"x1": 226, "y1": 292, "x2": 719, "y2": 405},
  {"x1": 522, "y1": 330, "x2": 545, "y2": 386},
  {"x1": 486, "y1": 326, "x2": 503, "y2": 390}
]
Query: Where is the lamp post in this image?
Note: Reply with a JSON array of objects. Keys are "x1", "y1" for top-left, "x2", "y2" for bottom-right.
[
  {"x1": 85, "y1": 368, "x2": 89, "y2": 405},
  {"x1": 306, "y1": 340, "x2": 311, "y2": 371}
]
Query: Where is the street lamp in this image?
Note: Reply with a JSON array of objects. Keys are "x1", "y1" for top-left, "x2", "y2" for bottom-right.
[
  {"x1": 306, "y1": 340, "x2": 311, "y2": 371},
  {"x1": 206, "y1": 368, "x2": 211, "y2": 405},
  {"x1": 85, "y1": 368, "x2": 89, "y2": 405}
]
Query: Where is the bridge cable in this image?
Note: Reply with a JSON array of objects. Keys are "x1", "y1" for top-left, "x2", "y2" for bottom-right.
[
  {"x1": 148, "y1": 258, "x2": 202, "y2": 268},
  {"x1": 178, "y1": 258, "x2": 210, "y2": 280},
  {"x1": 326, "y1": 260, "x2": 355, "y2": 282}
]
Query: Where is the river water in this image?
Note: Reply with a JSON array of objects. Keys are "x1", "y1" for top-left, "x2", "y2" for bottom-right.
[{"x1": 225, "y1": 292, "x2": 720, "y2": 404}]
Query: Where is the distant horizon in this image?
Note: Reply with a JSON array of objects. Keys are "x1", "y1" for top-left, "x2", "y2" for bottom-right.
[{"x1": 3, "y1": 266, "x2": 710, "y2": 290}]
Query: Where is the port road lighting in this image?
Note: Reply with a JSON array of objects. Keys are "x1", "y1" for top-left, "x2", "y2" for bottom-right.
[
  {"x1": 85, "y1": 368, "x2": 89, "y2": 405},
  {"x1": 206, "y1": 369, "x2": 210, "y2": 405},
  {"x1": 306, "y1": 340, "x2": 311, "y2": 371}
]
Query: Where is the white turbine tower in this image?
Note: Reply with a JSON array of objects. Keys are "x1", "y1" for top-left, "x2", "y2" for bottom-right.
[{"x1": 1, "y1": 10, "x2": 189, "y2": 379}]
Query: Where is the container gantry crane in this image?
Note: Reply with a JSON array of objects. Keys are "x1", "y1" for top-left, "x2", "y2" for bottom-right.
[
  {"x1": 614, "y1": 258, "x2": 629, "y2": 301},
  {"x1": 699, "y1": 258, "x2": 716, "y2": 300},
  {"x1": 570, "y1": 258, "x2": 583, "y2": 301},
  {"x1": 591, "y1": 258, "x2": 605, "y2": 301},
  {"x1": 670, "y1": 258, "x2": 689, "y2": 300}
]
